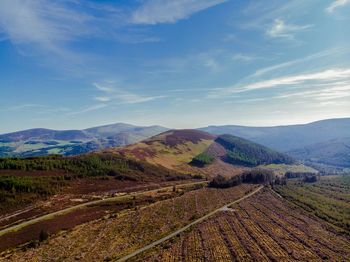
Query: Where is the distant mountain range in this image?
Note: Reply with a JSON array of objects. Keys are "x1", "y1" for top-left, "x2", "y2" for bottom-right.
[
  {"x1": 0, "y1": 123, "x2": 168, "y2": 157},
  {"x1": 288, "y1": 137, "x2": 350, "y2": 169},
  {"x1": 1, "y1": 118, "x2": 349, "y2": 169},
  {"x1": 200, "y1": 118, "x2": 350, "y2": 151},
  {"x1": 200, "y1": 118, "x2": 350, "y2": 169}
]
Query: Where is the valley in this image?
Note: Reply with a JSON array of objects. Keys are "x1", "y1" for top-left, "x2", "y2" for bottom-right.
[
  {"x1": 0, "y1": 128, "x2": 349, "y2": 261},
  {"x1": 2, "y1": 1, "x2": 349, "y2": 260}
]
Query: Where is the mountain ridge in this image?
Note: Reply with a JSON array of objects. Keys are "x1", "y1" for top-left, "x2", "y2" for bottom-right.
[
  {"x1": 200, "y1": 118, "x2": 350, "y2": 151},
  {"x1": 0, "y1": 123, "x2": 168, "y2": 157}
]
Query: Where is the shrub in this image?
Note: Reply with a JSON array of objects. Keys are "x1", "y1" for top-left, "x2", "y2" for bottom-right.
[
  {"x1": 39, "y1": 229, "x2": 49, "y2": 242},
  {"x1": 190, "y1": 153, "x2": 214, "y2": 167}
]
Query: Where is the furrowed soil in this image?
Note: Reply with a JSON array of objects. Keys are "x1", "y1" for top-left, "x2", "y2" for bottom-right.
[
  {"x1": 0, "y1": 181, "x2": 207, "y2": 252},
  {"x1": 136, "y1": 187, "x2": 350, "y2": 261},
  {"x1": 0, "y1": 184, "x2": 256, "y2": 261}
]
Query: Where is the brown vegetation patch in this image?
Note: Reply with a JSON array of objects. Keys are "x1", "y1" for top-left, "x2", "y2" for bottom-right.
[
  {"x1": 204, "y1": 142, "x2": 227, "y2": 158},
  {"x1": 0, "y1": 184, "x2": 255, "y2": 261},
  {"x1": 163, "y1": 130, "x2": 215, "y2": 147},
  {"x1": 139, "y1": 188, "x2": 350, "y2": 261},
  {"x1": 202, "y1": 159, "x2": 246, "y2": 178}
]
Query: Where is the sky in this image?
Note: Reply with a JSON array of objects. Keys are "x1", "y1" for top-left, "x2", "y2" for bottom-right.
[{"x1": 0, "y1": 0, "x2": 350, "y2": 133}]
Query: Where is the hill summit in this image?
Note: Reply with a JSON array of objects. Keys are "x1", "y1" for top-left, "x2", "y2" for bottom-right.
[{"x1": 109, "y1": 129, "x2": 295, "y2": 176}]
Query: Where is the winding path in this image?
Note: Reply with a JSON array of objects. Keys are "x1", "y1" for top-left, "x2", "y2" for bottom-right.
[{"x1": 116, "y1": 185, "x2": 264, "y2": 262}]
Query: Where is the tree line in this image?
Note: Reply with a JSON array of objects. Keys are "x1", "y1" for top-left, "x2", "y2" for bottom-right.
[{"x1": 209, "y1": 169, "x2": 287, "y2": 188}]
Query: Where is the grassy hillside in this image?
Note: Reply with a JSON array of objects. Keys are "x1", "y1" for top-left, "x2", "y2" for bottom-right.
[
  {"x1": 216, "y1": 134, "x2": 295, "y2": 167},
  {"x1": 112, "y1": 129, "x2": 216, "y2": 171},
  {"x1": 110, "y1": 130, "x2": 296, "y2": 176}
]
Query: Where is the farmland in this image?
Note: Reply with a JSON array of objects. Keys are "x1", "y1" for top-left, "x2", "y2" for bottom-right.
[
  {"x1": 0, "y1": 184, "x2": 256, "y2": 261},
  {"x1": 137, "y1": 186, "x2": 350, "y2": 261}
]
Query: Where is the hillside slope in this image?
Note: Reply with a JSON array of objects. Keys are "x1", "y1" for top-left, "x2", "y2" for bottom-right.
[
  {"x1": 111, "y1": 130, "x2": 216, "y2": 171},
  {"x1": 288, "y1": 137, "x2": 350, "y2": 168},
  {"x1": 0, "y1": 124, "x2": 168, "y2": 157},
  {"x1": 215, "y1": 134, "x2": 295, "y2": 167},
  {"x1": 200, "y1": 118, "x2": 350, "y2": 152},
  {"x1": 110, "y1": 129, "x2": 295, "y2": 176}
]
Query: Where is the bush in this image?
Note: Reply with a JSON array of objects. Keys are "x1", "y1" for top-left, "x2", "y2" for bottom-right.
[
  {"x1": 190, "y1": 153, "x2": 214, "y2": 167},
  {"x1": 303, "y1": 174, "x2": 318, "y2": 183},
  {"x1": 39, "y1": 229, "x2": 49, "y2": 242}
]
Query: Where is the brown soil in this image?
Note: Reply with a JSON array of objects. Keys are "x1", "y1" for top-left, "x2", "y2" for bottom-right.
[
  {"x1": 0, "y1": 182, "x2": 204, "y2": 252},
  {"x1": 163, "y1": 130, "x2": 215, "y2": 147},
  {"x1": 0, "y1": 177, "x2": 199, "y2": 232}
]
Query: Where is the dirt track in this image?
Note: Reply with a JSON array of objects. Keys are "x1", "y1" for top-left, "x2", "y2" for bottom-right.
[
  {"x1": 0, "y1": 181, "x2": 208, "y2": 237},
  {"x1": 116, "y1": 185, "x2": 264, "y2": 262}
]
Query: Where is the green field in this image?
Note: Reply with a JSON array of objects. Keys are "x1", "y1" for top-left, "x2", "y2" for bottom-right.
[{"x1": 259, "y1": 164, "x2": 318, "y2": 175}]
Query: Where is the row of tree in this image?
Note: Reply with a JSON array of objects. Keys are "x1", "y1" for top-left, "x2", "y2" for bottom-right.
[
  {"x1": 285, "y1": 171, "x2": 320, "y2": 183},
  {"x1": 209, "y1": 169, "x2": 322, "y2": 189},
  {"x1": 209, "y1": 169, "x2": 287, "y2": 188}
]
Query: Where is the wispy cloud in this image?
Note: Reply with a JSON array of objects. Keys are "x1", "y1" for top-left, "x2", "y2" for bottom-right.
[
  {"x1": 94, "y1": 97, "x2": 111, "y2": 102},
  {"x1": 130, "y1": 0, "x2": 227, "y2": 25},
  {"x1": 93, "y1": 83, "x2": 165, "y2": 104},
  {"x1": 0, "y1": 0, "x2": 94, "y2": 59},
  {"x1": 326, "y1": 0, "x2": 349, "y2": 13},
  {"x1": 252, "y1": 47, "x2": 349, "y2": 77},
  {"x1": 68, "y1": 104, "x2": 107, "y2": 116},
  {"x1": 273, "y1": 82, "x2": 350, "y2": 103},
  {"x1": 266, "y1": 19, "x2": 312, "y2": 39},
  {"x1": 207, "y1": 68, "x2": 350, "y2": 100},
  {"x1": 232, "y1": 68, "x2": 350, "y2": 93},
  {"x1": 1, "y1": 104, "x2": 46, "y2": 111},
  {"x1": 0, "y1": 103, "x2": 70, "y2": 114},
  {"x1": 232, "y1": 53, "x2": 257, "y2": 62},
  {"x1": 93, "y1": 83, "x2": 115, "y2": 93}
]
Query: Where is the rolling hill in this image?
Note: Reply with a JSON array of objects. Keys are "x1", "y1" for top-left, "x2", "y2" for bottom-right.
[
  {"x1": 200, "y1": 118, "x2": 350, "y2": 169},
  {"x1": 0, "y1": 123, "x2": 168, "y2": 157},
  {"x1": 200, "y1": 118, "x2": 350, "y2": 152},
  {"x1": 109, "y1": 129, "x2": 296, "y2": 176},
  {"x1": 288, "y1": 137, "x2": 350, "y2": 169}
]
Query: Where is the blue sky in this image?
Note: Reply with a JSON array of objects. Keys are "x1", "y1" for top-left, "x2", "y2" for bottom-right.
[{"x1": 0, "y1": 0, "x2": 349, "y2": 133}]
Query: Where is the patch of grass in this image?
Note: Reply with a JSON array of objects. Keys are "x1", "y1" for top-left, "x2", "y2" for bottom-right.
[
  {"x1": 190, "y1": 152, "x2": 214, "y2": 167},
  {"x1": 259, "y1": 164, "x2": 318, "y2": 175}
]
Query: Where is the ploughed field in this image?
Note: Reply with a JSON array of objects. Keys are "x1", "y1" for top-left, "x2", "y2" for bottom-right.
[
  {"x1": 135, "y1": 177, "x2": 350, "y2": 261},
  {"x1": 0, "y1": 184, "x2": 256, "y2": 261}
]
